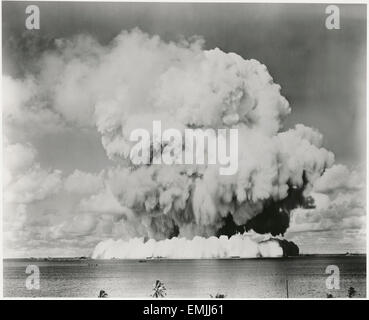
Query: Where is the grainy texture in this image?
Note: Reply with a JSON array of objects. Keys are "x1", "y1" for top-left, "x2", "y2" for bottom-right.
[{"x1": 4, "y1": 256, "x2": 366, "y2": 298}]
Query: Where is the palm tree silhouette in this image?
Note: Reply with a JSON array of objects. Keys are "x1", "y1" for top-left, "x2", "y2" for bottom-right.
[
  {"x1": 210, "y1": 293, "x2": 226, "y2": 298},
  {"x1": 348, "y1": 287, "x2": 356, "y2": 298},
  {"x1": 151, "y1": 280, "x2": 167, "y2": 298},
  {"x1": 98, "y1": 290, "x2": 108, "y2": 298}
]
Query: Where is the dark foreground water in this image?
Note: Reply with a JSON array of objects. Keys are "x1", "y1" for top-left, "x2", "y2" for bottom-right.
[{"x1": 3, "y1": 255, "x2": 366, "y2": 298}]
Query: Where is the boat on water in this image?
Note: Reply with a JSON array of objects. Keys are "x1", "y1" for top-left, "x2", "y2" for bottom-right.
[{"x1": 145, "y1": 256, "x2": 166, "y2": 260}]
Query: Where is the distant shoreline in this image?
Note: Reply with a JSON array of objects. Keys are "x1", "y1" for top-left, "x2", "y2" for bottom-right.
[{"x1": 3, "y1": 253, "x2": 366, "y2": 261}]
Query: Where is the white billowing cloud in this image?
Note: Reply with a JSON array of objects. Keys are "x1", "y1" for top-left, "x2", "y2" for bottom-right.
[
  {"x1": 78, "y1": 186, "x2": 126, "y2": 215},
  {"x1": 3, "y1": 204, "x2": 28, "y2": 239},
  {"x1": 3, "y1": 141, "x2": 62, "y2": 204},
  {"x1": 290, "y1": 194, "x2": 365, "y2": 233},
  {"x1": 313, "y1": 164, "x2": 363, "y2": 194},
  {"x1": 2, "y1": 76, "x2": 34, "y2": 116},
  {"x1": 2, "y1": 140, "x2": 64, "y2": 257},
  {"x1": 3, "y1": 29, "x2": 364, "y2": 258},
  {"x1": 6, "y1": 29, "x2": 334, "y2": 240},
  {"x1": 4, "y1": 165, "x2": 62, "y2": 204},
  {"x1": 151, "y1": 48, "x2": 290, "y2": 135},
  {"x1": 64, "y1": 169, "x2": 104, "y2": 195},
  {"x1": 2, "y1": 141, "x2": 114, "y2": 256},
  {"x1": 2, "y1": 76, "x2": 65, "y2": 136},
  {"x1": 61, "y1": 213, "x2": 99, "y2": 236},
  {"x1": 2, "y1": 141, "x2": 37, "y2": 186},
  {"x1": 309, "y1": 192, "x2": 331, "y2": 210},
  {"x1": 3, "y1": 141, "x2": 37, "y2": 174},
  {"x1": 288, "y1": 165, "x2": 365, "y2": 239},
  {"x1": 92, "y1": 234, "x2": 284, "y2": 259}
]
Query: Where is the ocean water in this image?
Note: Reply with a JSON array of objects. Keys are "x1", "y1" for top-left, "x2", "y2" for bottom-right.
[{"x1": 3, "y1": 255, "x2": 366, "y2": 298}]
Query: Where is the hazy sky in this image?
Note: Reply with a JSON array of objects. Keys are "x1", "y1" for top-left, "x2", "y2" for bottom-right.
[{"x1": 2, "y1": 2, "x2": 366, "y2": 256}]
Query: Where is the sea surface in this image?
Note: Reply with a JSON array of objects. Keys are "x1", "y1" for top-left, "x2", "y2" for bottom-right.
[{"x1": 3, "y1": 255, "x2": 366, "y2": 298}]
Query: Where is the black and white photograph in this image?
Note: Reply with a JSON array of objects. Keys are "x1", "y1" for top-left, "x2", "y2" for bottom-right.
[{"x1": 1, "y1": 0, "x2": 367, "y2": 300}]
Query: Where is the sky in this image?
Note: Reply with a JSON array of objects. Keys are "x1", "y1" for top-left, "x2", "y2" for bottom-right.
[{"x1": 2, "y1": 2, "x2": 367, "y2": 257}]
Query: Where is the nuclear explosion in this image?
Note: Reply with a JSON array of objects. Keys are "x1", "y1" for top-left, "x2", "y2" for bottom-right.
[
  {"x1": 129, "y1": 120, "x2": 239, "y2": 175},
  {"x1": 0, "y1": 28, "x2": 337, "y2": 259},
  {"x1": 79, "y1": 29, "x2": 335, "y2": 259}
]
